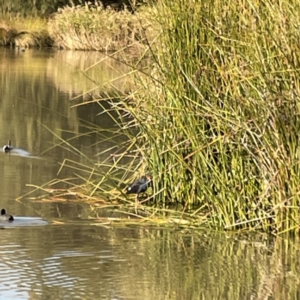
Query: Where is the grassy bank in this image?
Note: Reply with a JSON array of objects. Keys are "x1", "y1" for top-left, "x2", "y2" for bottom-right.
[
  {"x1": 0, "y1": 16, "x2": 51, "y2": 47},
  {"x1": 48, "y1": 2, "x2": 157, "y2": 52},
  {"x1": 0, "y1": 1, "x2": 157, "y2": 51}
]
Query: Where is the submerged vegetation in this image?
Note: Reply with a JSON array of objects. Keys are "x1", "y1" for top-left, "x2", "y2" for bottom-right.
[{"x1": 11, "y1": 0, "x2": 300, "y2": 233}]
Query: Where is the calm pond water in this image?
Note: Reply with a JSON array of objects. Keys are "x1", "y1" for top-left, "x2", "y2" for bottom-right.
[{"x1": 0, "y1": 48, "x2": 299, "y2": 300}]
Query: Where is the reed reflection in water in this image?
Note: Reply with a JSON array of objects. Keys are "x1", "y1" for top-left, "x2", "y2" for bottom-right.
[
  {"x1": 0, "y1": 48, "x2": 129, "y2": 217},
  {"x1": 0, "y1": 222, "x2": 299, "y2": 299}
]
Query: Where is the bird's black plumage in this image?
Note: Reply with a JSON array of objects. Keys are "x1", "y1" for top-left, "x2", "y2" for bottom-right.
[
  {"x1": 0, "y1": 208, "x2": 14, "y2": 221},
  {"x1": 126, "y1": 175, "x2": 152, "y2": 195}
]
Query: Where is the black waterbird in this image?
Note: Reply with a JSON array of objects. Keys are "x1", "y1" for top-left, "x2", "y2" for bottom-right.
[
  {"x1": 0, "y1": 209, "x2": 14, "y2": 221},
  {"x1": 126, "y1": 175, "x2": 152, "y2": 213},
  {"x1": 3, "y1": 140, "x2": 13, "y2": 153},
  {"x1": 126, "y1": 175, "x2": 152, "y2": 195}
]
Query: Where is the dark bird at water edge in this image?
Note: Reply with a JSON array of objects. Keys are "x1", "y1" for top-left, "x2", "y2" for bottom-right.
[
  {"x1": 126, "y1": 175, "x2": 152, "y2": 195},
  {"x1": 126, "y1": 175, "x2": 152, "y2": 213}
]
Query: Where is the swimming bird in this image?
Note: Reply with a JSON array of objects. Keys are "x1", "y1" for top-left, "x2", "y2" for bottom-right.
[
  {"x1": 0, "y1": 209, "x2": 14, "y2": 221},
  {"x1": 3, "y1": 140, "x2": 13, "y2": 153}
]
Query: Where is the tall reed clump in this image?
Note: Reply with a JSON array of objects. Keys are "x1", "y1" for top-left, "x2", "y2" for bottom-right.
[
  {"x1": 48, "y1": 1, "x2": 156, "y2": 52},
  {"x1": 117, "y1": 0, "x2": 300, "y2": 233}
]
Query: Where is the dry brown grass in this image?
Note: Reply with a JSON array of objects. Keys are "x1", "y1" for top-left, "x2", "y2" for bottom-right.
[
  {"x1": 0, "y1": 16, "x2": 51, "y2": 47},
  {"x1": 48, "y1": 2, "x2": 159, "y2": 52}
]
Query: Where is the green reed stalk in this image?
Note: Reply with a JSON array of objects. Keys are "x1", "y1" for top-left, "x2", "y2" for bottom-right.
[{"x1": 117, "y1": 0, "x2": 300, "y2": 232}]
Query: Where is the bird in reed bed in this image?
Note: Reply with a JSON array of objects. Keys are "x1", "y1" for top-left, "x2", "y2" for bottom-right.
[
  {"x1": 126, "y1": 175, "x2": 152, "y2": 213},
  {"x1": 0, "y1": 209, "x2": 14, "y2": 221},
  {"x1": 126, "y1": 175, "x2": 152, "y2": 195},
  {"x1": 3, "y1": 140, "x2": 13, "y2": 153}
]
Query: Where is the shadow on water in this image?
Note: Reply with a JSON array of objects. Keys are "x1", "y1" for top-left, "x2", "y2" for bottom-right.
[{"x1": 0, "y1": 48, "x2": 299, "y2": 299}]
